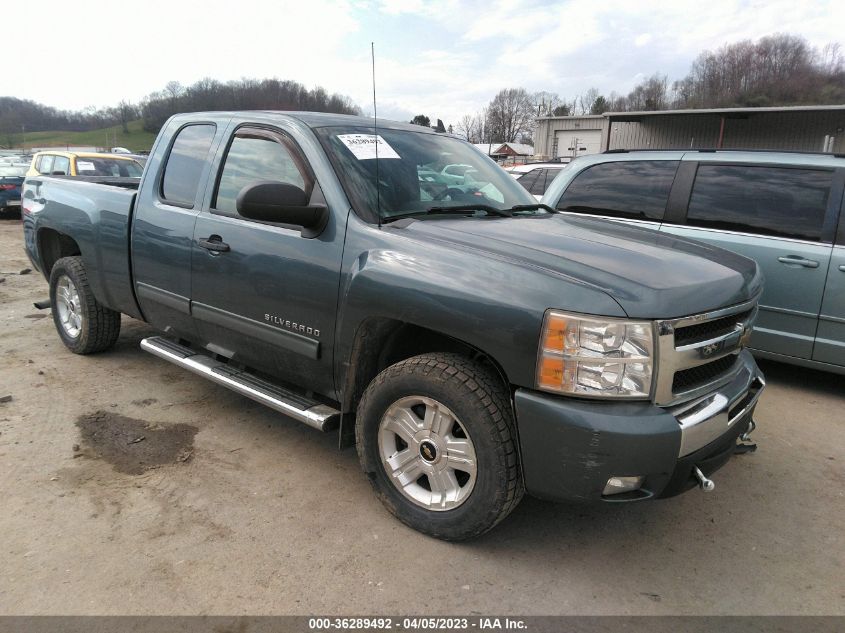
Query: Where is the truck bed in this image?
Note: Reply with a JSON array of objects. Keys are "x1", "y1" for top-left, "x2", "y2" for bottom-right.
[
  {"x1": 46, "y1": 175, "x2": 141, "y2": 190},
  {"x1": 23, "y1": 175, "x2": 141, "y2": 318}
]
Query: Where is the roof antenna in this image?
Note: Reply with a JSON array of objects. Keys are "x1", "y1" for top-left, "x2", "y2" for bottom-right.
[{"x1": 371, "y1": 42, "x2": 381, "y2": 228}]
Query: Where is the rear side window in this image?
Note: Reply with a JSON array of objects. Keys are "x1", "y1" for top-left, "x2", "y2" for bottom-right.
[
  {"x1": 528, "y1": 170, "x2": 550, "y2": 196},
  {"x1": 687, "y1": 165, "x2": 832, "y2": 242},
  {"x1": 37, "y1": 155, "x2": 55, "y2": 174},
  {"x1": 537, "y1": 168, "x2": 563, "y2": 195},
  {"x1": 52, "y1": 156, "x2": 70, "y2": 175},
  {"x1": 213, "y1": 129, "x2": 310, "y2": 215},
  {"x1": 516, "y1": 169, "x2": 542, "y2": 193},
  {"x1": 557, "y1": 160, "x2": 679, "y2": 221},
  {"x1": 161, "y1": 124, "x2": 216, "y2": 206}
]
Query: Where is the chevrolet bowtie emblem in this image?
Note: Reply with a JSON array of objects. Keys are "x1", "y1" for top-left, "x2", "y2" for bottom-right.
[{"x1": 702, "y1": 343, "x2": 719, "y2": 357}]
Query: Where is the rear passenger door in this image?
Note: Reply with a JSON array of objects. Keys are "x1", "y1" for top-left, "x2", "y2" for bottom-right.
[
  {"x1": 814, "y1": 191, "x2": 845, "y2": 367},
  {"x1": 660, "y1": 162, "x2": 839, "y2": 360},
  {"x1": 132, "y1": 119, "x2": 228, "y2": 342},
  {"x1": 553, "y1": 160, "x2": 679, "y2": 229}
]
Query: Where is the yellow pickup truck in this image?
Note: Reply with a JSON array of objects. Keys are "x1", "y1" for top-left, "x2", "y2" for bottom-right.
[{"x1": 26, "y1": 151, "x2": 143, "y2": 178}]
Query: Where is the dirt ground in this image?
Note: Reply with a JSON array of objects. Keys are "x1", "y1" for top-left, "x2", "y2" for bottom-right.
[{"x1": 0, "y1": 216, "x2": 843, "y2": 616}]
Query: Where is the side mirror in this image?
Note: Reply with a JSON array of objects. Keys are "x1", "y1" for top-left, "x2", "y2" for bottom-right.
[{"x1": 236, "y1": 181, "x2": 328, "y2": 238}]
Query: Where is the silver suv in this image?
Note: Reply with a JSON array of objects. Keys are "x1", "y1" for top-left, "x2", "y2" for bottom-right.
[{"x1": 542, "y1": 150, "x2": 845, "y2": 375}]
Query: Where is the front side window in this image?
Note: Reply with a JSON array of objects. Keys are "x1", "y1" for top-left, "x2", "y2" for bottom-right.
[
  {"x1": 314, "y1": 126, "x2": 538, "y2": 223},
  {"x1": 161, "y1": 124, "x2": 217, "y2": 206},
  {"x1": 214, "y1": 130, "x2": 309, "y2": 215},
  {"x1": 557, "y1": 160, "x2": 679, "y2": 221},
  {"x1": 687, "y1": 164, "x2": 832, "y2": 241}
]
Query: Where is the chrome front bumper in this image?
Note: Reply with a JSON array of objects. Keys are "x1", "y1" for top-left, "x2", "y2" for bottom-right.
[{"x1": 667, "y1": 350, "x2": 764, "y2": 457}]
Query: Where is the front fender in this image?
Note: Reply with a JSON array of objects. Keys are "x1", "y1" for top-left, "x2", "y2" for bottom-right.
[{"x1": 334, "y1": 215, "x2": 627, "y2": 391}]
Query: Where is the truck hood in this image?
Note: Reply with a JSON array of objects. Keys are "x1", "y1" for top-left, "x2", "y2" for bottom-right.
[{"x1": 395, "y1": 214, "x2": 762, "y2": 319}]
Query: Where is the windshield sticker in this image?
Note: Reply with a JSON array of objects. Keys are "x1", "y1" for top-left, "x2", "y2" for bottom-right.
[
  {"x1": 337, "y1": 134, "x2": 400, "y2": 160},
  {"x1": 77, "y1": 161, "x2": 96, "y2": 171}
]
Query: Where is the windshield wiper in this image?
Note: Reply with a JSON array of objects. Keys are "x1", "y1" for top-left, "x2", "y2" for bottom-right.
[
  {"x1": 509, "y1": 203, "x2": 558, "y2": 214},
  {"x1": 427, "y1": 204, "x2": 513, "y2": 217},
  {"x1": 382, "y1": 204, "x2": 513, "y2": 223}
]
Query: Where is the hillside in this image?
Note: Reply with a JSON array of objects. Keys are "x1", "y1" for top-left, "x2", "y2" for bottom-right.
[{"x1": 13, "y1": 120, "x2": 157, "y2": 152}]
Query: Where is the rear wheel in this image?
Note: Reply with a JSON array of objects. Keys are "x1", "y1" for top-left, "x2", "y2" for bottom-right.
[
  {"x1": 49, "y1": 256, "x2": 121, "y2": 354},
  {"x1": 356, "y1": 353, "x2": 523, "y2": 540}
]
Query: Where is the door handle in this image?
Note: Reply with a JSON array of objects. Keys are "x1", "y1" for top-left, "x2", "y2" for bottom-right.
[
  {"x1": 198, "y1": 236, "x2": 230, "y2": 253},
  {"x1": 839, "y1": 265, "x2": 845, "y2": 272},
  {"x1": 777, "y1": 256, "x2": 819, "y2": 268}
]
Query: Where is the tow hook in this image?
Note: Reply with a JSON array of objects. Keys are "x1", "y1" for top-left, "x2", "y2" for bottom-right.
[
  {"x1": 740, "y1": 419, "x2": 756, "y2": 442},
  {"x1": 693, "y1": 467, "x2": 715, "y2": 492},
  {"x1": 735, "y1": 419, "x2": 758, "y2": 455}
]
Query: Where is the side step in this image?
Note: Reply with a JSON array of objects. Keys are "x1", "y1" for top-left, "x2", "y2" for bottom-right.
[{"x1": 140, "y1": 336, "x2": 340, "y2": 432}]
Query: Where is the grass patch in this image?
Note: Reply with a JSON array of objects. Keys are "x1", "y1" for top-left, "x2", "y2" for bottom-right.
[{"x1": 11, "y1": 119, "x2": 157, "y2": 152}]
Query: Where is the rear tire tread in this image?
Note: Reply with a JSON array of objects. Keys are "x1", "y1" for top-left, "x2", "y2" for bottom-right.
[{"x1": 50, "y1": 256, "x2": 121, "y2": 354}]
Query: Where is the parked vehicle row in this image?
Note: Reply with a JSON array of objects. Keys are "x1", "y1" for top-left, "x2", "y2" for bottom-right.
[
  {"x1": 22, "y1": 111, "x2": 764, "y2": 540},
  {"x1": 542, "y1": 150, "x2": 845, "y2": 374}
]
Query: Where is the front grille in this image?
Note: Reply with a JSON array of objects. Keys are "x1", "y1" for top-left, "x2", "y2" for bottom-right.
[
  {"x1": 674, "y1": 310, "x2": 751, "y2": 346},
  {"x1": 672, "y1": 355, "x2": 738, "y2": 393},
  {"x1": 654, "y1": 299, "x2": 757, "y2": 406}
]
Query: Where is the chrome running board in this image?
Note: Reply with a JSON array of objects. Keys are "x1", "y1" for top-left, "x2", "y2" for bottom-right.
[{"x1": 140, "y1": 336, "x2": 340, "y2": 432}]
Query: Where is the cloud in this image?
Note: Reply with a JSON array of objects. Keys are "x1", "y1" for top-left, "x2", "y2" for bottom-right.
[
  {"x1": 635, "y1": 33, "x2": 653, "y2": 47},
  {"x1": 6, "y1": 0, "x2": 845, "y2": 127}
]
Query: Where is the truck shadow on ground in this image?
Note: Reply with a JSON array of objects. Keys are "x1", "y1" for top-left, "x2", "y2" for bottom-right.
[{"x1": 755, "y1": 358, "x2": 843, "y2": 398}]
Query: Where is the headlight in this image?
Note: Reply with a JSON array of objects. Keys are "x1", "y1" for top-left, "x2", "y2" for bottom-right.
[{"x1": 537, "y1": 310, "x2": 654, "y2": 399}]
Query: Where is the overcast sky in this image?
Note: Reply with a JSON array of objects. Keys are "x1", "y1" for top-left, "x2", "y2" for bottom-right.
[{"x1": 10, "y1": 0, "x2": 845, "y2": 125}]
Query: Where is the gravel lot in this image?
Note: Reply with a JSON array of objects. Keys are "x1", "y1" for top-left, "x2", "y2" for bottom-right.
[{"x1": 0, "y1": 216, "x2": 843, "y2": 615}]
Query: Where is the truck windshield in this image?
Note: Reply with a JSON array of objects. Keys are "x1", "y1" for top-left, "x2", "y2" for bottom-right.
[{"x1": 315, "y1": 126, "x2": 540, "y2": 223}]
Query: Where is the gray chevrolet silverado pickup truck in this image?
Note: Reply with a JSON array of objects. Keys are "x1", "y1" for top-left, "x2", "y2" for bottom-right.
[{"x1": 22, "y1": 111, "x2": 765, "y2": 540}]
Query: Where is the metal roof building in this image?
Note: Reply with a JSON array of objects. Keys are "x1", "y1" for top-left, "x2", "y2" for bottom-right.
[{"x1": 534, "y1": 105, "x2": 845, "y2": 160}]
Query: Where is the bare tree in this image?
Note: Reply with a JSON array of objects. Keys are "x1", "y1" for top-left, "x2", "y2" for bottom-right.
[
  {"x1": 486, "y1": 88, "x2": 535, "y2": 143},
  {"x1": 455, "y1": 114, "x2": 476, "y2": 141},
  {"x1": 117, "y1": 100, "x2": 135, "y2": 134},
  {"x1": 164, "y1": 81, "x2": 183, "y2": 108},
  {"x1": 574, "y1": 88, "x2": 600, "y2": 115},
  {"x1": 534, "y1": 91, "x2": 563, "y2": 117},
  {"x1": 670, "y1": 33, "x2": 843, "y2": 108}
]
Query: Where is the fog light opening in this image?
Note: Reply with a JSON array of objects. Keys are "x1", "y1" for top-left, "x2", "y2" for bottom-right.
[{"x1": 602, "y1": 475, "x2": 645, "y2": 496}]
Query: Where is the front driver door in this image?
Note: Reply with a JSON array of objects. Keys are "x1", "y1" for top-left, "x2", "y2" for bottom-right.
[{"x1": 190, "y1": 125, "x2": 342, "y2": 399}]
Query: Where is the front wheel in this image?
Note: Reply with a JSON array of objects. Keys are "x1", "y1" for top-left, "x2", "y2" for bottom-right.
[
  {"x1": 356, "y1": 353, "x2": 523, "y2": 540},
  {"x1": 49, "y1": 256, "x2": 121, "y2": 354}
]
